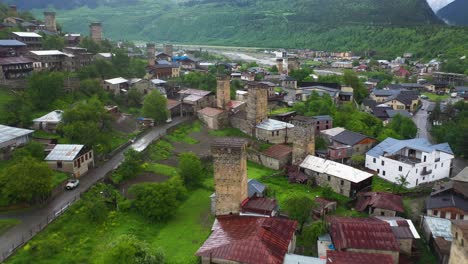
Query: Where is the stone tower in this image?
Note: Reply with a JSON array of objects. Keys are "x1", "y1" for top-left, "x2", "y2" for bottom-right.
[
  {"x1": 246, "y1": 82, "x2": 269, "y2": 135},
  {"x1": 44, "y1": 12, "x2": 57, "y2": 32},
  {"x1": 147, "y1": 43, "x2": 156, "y2": 66},
  {"x1": 276, "y1": 59, "x2": 283, "y2": 74},
  {"x1": 212, "y1": 138, "x2": 248, "y2": 216},
  {"x1": 9, "y1": 5, "x2": 17, "y2": 16},
  {"x1": 89, "y1": 22, "x2": 102, "y2": 43},
  {"x1": 291, "y1": 118, "x2": 315, "y2": 165},
  {"x1": 163, "y1": 44, "x2": 173, "y2": 56},
  {"x1": 216, "y1": 75, "x2": 231, "y2": 109}
]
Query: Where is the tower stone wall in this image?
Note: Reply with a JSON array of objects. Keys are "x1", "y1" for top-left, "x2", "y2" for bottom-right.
[
  {"x1": 147, "y1": 43, "x2": 156, "y2": 66},
  {"x1": 246, "y1": 82, "x2": 269, "y2": 135},
  {"x1": 212, "y1": 138, "x2": 248, "y2": 216},
  {"x1": 277, "y1": 59, "x2": 283, "y2": 73},
  {"x1": 89, "y1": 22, "x2": 102, "y2": 43},
  {"x1": 9, "y1": 5, "x2": 17, "y2": 16},
  {"x1": 44, "y1": 12, "x2": 57, "y2": 32},
  {"x1": 216, "y1": 75, "x2": 231, "y2": 109},
  {"x1": 291, "y1": 119, "x2": 315, "y2": 165},
  {"x1": 163, "y1": 44, "x2": 173, "y2": 56}
]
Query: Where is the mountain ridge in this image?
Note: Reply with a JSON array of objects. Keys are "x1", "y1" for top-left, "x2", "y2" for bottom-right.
[{"x1": 437, "y1": 0, "x2": 468, "y2": 25}]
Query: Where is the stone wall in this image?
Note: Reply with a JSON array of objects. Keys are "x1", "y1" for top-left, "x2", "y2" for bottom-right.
[
  {"x1": 90, "y1": 22, "x2": 102, "y2": 43},
  {"x1": 255, "y1": 127, "x2": 291, "y2": 144},
  {"x1": 372, "y1": 208, "x2": 397, "y2": 217},
  {"x1": 246, "y1": 83, "x2": 269, "y2": 132},
  {"x1": 291, "y1": 123, "x2": 315, "y2": 165},
  {"x1": 216, "y1": 76, "x2": 231, "y2": 109},
  {"x1": 304, "y1": 169, "x2": 352, "y2": 197},
  {"x1": 347, "y1": 248, "x2": 399, "y2": 264},
  {"x1": 448, "y1": 224, "x2": 468, "y2": 264},
  {"x1": 247, "y1": 148, "x2": 290, "y2": 170},
  {"x1": 397, "y1": 238, "x2": 413, "y2": 256},
  {"x1": 230, "y1": 115, "x2": 251, "y2": 135}
]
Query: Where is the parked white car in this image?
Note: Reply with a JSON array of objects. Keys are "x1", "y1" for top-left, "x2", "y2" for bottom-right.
[{"x1": 65, "y1": 179, "x2": 80, "y2": 190}]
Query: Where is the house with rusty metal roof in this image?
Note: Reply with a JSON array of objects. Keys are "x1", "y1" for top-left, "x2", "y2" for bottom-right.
[
  {"x1": 45, "y1": 144, "x2": 94, "y2": 178},
  {"x1": 355, "y1": 192, "x2": 404, "y2": 217},
  {"x1": 197, "y1": 107, "x2": 228, "y2": 130},
  {"x1": 241, "y1": 196, "x2": 278, "y2": 217},
  {"x1": 258, "y1": 144, "x2": 292, "y2": 170},
  {"x1": 327, "y1": 216, "x2": 400, "y2": 263},
  {"x1": 374, "y1": 216, "x2": 420, "y2": 255},
  {"x1": 325, "y1": 250, "x2": 394, "y2": 264},
  {"x1": 195, "y1": 216, "x2": 297, "y2": 264}
]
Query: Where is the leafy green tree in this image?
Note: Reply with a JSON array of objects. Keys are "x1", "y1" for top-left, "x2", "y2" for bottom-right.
[
  {"x1": 111, "y1": 149, "x2": 143, "y2": 184},
  {"x1": 26, "y1": 72, "x2": 65, "y2": 110},
  {"x1": 269, "y1": 65, "x2": 278, "y2": 73},
  {"x1": 127, "y1": 88, "x2": 143, "y2": 107},
  {"x1": 0, "y1": 157, "x2": 53, "y2": 205},
  {"x1": 386, "y1": 114, "x2": 417, "y2": 139},
  {"x1": 349, "y1": 154, "x2": 365, "y2": 168},
  {"x1": 0, "y1": 95, "x2": 33, "y2": 127},
  {"x1": 289, "y1": 68, "x2": 313, "y2": 84},
  {"x1": 142, "y1": 90, "x2": 168, "y2": 124},
  {"x1": 12, "y1": 141, "x2": 45, "y2": 161},
  {"x1": 284, "y1": 195, "x2": 316, "y2": 233},
  {"x1": 79, "y1": 36, "x2": 101, "y2": 54},
  {"x1": 377, "y1": 128, "x2": 401, "y2": 142},
  {"x1": 79, "y1": 78, "x2": 107, "y2": 100},
  {"x1": 230, "y1": 79, "x2": 242, "y2": 99},
  {"x1": 343, "y1": 70, "x2": 367, "y2": 104},
  {"x1": 299, "y1": 220, "x2": 327, "y2": 252},
  {"x1": 178, "y1": 152, "x2": 203, "y2": 189},
  {"x1": 101, "y1": 234, "x2": 165, "y2": 264},
  {"x1": 394, "y1": 174, "x2": 409, "y2": 193},
  {"x1": 42, "y1": 35, "x2": 65, "y2": 50}
]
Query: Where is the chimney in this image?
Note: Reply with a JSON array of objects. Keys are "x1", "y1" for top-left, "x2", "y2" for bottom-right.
[
  {"x1": 89, "y1": 22, "x2": 102, "y2": 43},
  {"x1": 9, "y1": 5, "x2": 17, "y2": 16},
  {"x1": 147, "y1": 43, "x2": 156, "y2": 66},
  {"x1": 44, "y1": 12, "x2": 57, "y2": 32}
]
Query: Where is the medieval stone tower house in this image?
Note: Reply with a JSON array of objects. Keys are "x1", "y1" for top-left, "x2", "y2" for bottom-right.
[
  {"x1": 147, "y1": 43, "x2": 156, "y2": 66},
  {"x1": 291, "y1": 117, "x2": 315, "y2": 165},
  {"x1": 44, "y1": 12, "x2": 57, "y2": 32},
  {"x1": 212, "y1": 137, "x2": 248, "y2": 216},
  {"x1": 216, "y1": 75, "x2": 230, "y2": 110},
  {"x1": 246, "y1": 82, "x2": 269, "y2": 136},
  {"x1": 89, "y1": 22, "x2": 102, "y2": 43}
]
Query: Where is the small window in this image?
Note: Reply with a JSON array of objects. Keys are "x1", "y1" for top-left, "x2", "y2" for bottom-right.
[
  {"x1": 380, "y1": 211, "x2": 385, "y2": 216},
  {"x1": 89, "y1": 152, "x2": 92, "y2": 158},
  {"x1": 276, "y1": 131, "x2": 279, "y2": 136},
  {"x1": 373, "y1": 158, "x2": 376, "y2": 163},
  {"x1": 316, "y1": 126, "x2": 320, "y2": 130},
  {"x1": 377, "y1": 169, "x2": 380, "y2": 174},
  {"x1": 57, "y1": 161, "x2": 62, "y2": 169},
  {"x1": 271, "y1": 131, "x2": 274, "y2": 137},
  {"x1": 383, "y1": 171, "x2": 386, "y2": 176},
  {"x1": 435, "y1": 164, "x2": 437, "y2": 169},
  {"x1": 399, "y1": 166, "x2": 402, "y2": 172},
  {"x1": 326, "y1": 125, "x2": 329, "y2": 129},
  {"x1": 461, "y1": 215, "x2": 465, "y2": 220},
  {"x1": 433, "y1": 210, "x2": 438, "y2": 216},
  {"x1": 340, "y1": 180, "x2": 344, "y2": 186},
  {"x1": 441, "y1": 163, "x2": 443, "y2": 167},
  {"x1": 424, "y1": 156, "x2": 427, "y2": 162},
  {"x1": 327, "y1": 175, "x2": 331, "y2": 181},
  {"x1": 423, "y1": 177, "x2": 425, "y2": 181},
  {"x1": 381, "y1": 160, "x2": 385, "y2": 166}
]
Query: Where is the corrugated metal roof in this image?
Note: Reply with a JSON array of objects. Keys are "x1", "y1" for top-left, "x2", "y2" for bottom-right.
[
  {"x1": 0, "y1": 56, "x2": 33, "y2": 65},
  {"x1": 0, "y1": 39, "x2": 26, "y2": 46},
  {"x1": 256, "y1": 119, "x2": 294, "y2": 131},
  {"x1": 452, "y1": 167, "x2": 468, "y2": 182},
  {"x1": 325, "y1": 251, "x2": 393, "y2": 264},
  {"x1": 150, "y1": 79, "x2": 167, "y2": 85},
  {"x1": 332, "y1": 130, "x2": 371, "y2": 146},
  {"x1": 355, "y1": 192, "x2": 404, "y2": 213},
  {"x1": 179, "y1": 88, "x2": 212, "y2": 96},
  {"x1": 30, "y1": 50, "x2": 66, "y2": 56},
  {"x1": 104, "y1": 77, "x2": 128, "y2": 85},
  {"x1": 196, "y1": 216, "x2": 297, "y2": 264},
  {"x1": 423, "y1": 216, "x2": 452, "y2": 240},
  {"x1": 300, "y1": 155, "x2": 373, "y2": 183},
  {"x1": 0, "y1": 125, "x2": 34, "y2": 145},
  {"x1": 367, "y1": 137, "x2": 454, "y2": 158},
  {"x1": 248, "y1": 179, "x2": 265, "y2": 198},
  {"x1": 33, "y1": 110, "x2": 63, "y2": 123},
  {"x1": 321, "y1": 127, "x2": 346, "y2": 137},
  {"x1": 262, "y1": 144, "x2": 292, "y2": 159},
  {"x1": 12, "y1": 32, "x2": 42, "y2": 38},
  {"x1": 45, "y1": 144, "x2": 84, "y2": 161},
  {"x1": 374, "y1": 216, "x2": 420, "y2": 239},
  {"x1": 284, "y1": 254, "x2": 325, "y2": 264},
  {"x1": 183, "y1": 94, "x2": 204, "y2": 103}
]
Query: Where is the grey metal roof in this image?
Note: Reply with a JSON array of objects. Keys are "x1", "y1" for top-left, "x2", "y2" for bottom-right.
[
  {"x1": 366, "y1": 138, "x2": 454, "y2": 158},
  {"x1": 248, "y1": 179, "x2": 266, "y2": 198},
  {"x1": 332, "y1": 130, "x2": 369, "y2": 146},
  {"x1": 45, "y1": 144, "x2": 84, "y2": 161},
  {"x1": 386, "y1": 110, "x2": 412, "y2": 118},
  {"x1": 425, "y1": 193, "x2": 468, "y2": 212},
  {"x1": 312, "y1": 115, "x2": 332, "y2": 121},
  {"x1": 423, "y1": 216, "x2": 452, "y2": 240},
  {"x1": 452, "y1": 167, "x2": 468, "y2": 183},
  {"x1": 0, "y1": 125, "x2": 34, "y2": 145},
  {"x1": 372, "y1": 89, "x2": 400, "y2": 97},
  {"x1": 0, "y1": 39, "x2": 26, "y2": 47},
  {"x1": 33, "y1": 110, "x2": 63, "y2": 123},
  {"x1": 256, "y1": 119, "x2": 294, "y2": 131}
]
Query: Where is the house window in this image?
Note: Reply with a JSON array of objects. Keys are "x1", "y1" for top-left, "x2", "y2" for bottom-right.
[
  {"x1": 373, "y1": 158, "x2": 376, "y2": 163},
  {"x1": 327, "y1": 175, "x2": 331, "y2": 181},
  {"x1": 340, "y1": 189, "x2": 343, "y2": 194},
  {"x1": 435, "y1": 164, "x2": 437, "y2": 169},
  {"x1": 461, "y1": 215, "x2": 464, "y2": 220},
  {"x1": 441, "y1": 163, "x2": 443, "y2": 167},
  {"x1": 326, "y1": 125, "x2": 329, "y2": 129},
  {"x1": 433, "y1": 210, "x2": 438, "y2": 216},
  {"x1": 383, "y1": 171, "x2": 386, "y2": 176},
  {"x1": 377, "y1": 169, "x2": 380, "y2": 174},
  {"x1": 416, "y1": 169, "x2": 418, "y2": 173},
  {"x1": 451, "y1": 213, "x2": 456, "y2": 220},
  {"x1": 340, "y1": 180, "x2": 344, "y2": 186},
  {"x1": 441, "y1": 211, "x2": 446, "y2": 218},
  {"x1": 276, "y1": 131, "x2": 279, "y2": 136},
  {"x1": 381, "y1": 211, "x2": 385, "y2": 216},
  {"x1": 381, "y1": 161, "x2": 385, "y2": 166},
  {"x1": 316, "y1": 126, "x2": 320, "y2": 130},
  {"x1": 416, "y1": 179, "x2": 419, "y2": 185},
  {"x1": 399, "y1": 166, "x2": 402, "y2": 172},
  {"x1": 57, "y1": 161, "x2": 62, "y2": 169},
  {"x1": 271, "y1": 131, "x2": 274, "y2": 137},
  {"x1": 423, "y1": 156, "x2": 427, "y2": 162},
  {"x1": 423, "y1": 177, "x2": 425, "y2": 181},
  {"x1": 89, "y1": 152, "x2": 92, "y2": 158}
]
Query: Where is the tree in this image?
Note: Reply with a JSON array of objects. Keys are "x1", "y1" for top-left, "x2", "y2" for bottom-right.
[
  {"x1": 386, "y1": 114, "x2": 417, "y2": 139},
  {"x1": 26, "y1": 72, "x2": 65, "y2": 110},
  {"x1": 130, "y1": 177, "x2": 187, "y2": 222},
  {"x1": 12, "y1": 141, "x2": 45, "y2": 161},
  {"x1": 343, "y1": 70, "x2": 367, "y2": 104},
  {"x1": 0, "y1": 157, "x2": 53, "y2": 205},
  {"x1": 269, "y1": 65, "x2": 278, "y2": 73},
  {"x1": 79, "y1": 78, "x2": 107, "y2": 100},
  {"x1": 289, "y1": 68, "x2": 313, "y2": 84},
  {"x1": 0, "y1": 95, "x2": 33, "y2": 127},
  {"x1": 127, "y1": 88, "x2": 143, "y2": 107},
  {"x1": 102, "y1": 234, "x2": 165, "y2": 264},
  {"x1": 394, "y1": 174, "x2": 409, "y2": 194},
  {"x1": 42, "y1": 35, "x2": 65, "y2": 50},
  {"x1": 79, "y1": 36, "x2": 101, "y2": 54},
  {"x1": 284, "y1": 195, "x2": 316, "y2": 233},
  {"x1": 349, "y1": 154, "x2": 365, "y2": 168},
  {"x1": 178, "y1": 152, "x2": 203, "y2": 189},
  {"x1": 111, "y1": 149, "x2": 143, "y2": 184},
  {"x1": 142, "y1": 90, "x2": 168, "y2": 124}
]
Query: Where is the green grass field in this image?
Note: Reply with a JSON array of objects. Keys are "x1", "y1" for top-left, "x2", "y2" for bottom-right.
[
  {"x1": 422, "y1": 92, "x2": 449, "y2": 101},
  {"x1": 208, "y1": 127, "x2": 250, "y2": 138},
  {"x1": 0, "y1": 219, "x2": 20, "y2": 235},
  {"x1": 165, "y1": 121, "x2": 201, "y2": 144},
  {"x1": 144, "y1": 163, "x2": 179, "y2": 177},
  {"x1": 0, "y1": 89, "x2": 14, "y2": 117},
  {"x1": 51, "y1": 172, "x2": 69, "y2": 188}
]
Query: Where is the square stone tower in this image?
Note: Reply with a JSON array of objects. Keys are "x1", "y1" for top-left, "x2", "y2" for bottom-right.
[
  {"x1": 212, "y1": 137, "x2": 248, "y2": 216},
  {"x1": 147, "y1": 43, "x2": 156, "y2": 66},
  {"x1": 9, "y1": 5, "x2": 17, "y2": 16},
  {"x1": 44, "y1": 12, "x2": 57, "y2": 32},
  {"x1": 216, "y1": 75, "x2": 231, "y2": 109},
  {"x1": 247, "y1": 82, "x2": 269, "y2": 135},
  {"x1": 89, "y1": 22, "x2": 102, "y2": 43},
  {"x1": 291, "y1": 118, "x2": 315, "y2": 165},
  {"x1": 163, "y1": 44, "x2": 173, "y2": 56}
]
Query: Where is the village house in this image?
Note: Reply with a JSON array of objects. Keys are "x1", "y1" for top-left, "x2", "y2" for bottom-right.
[
  {"x1": 0, "y1": 56, "x2": 34, "y2": 81},
  {"x1": 383, "y1": 92, "x2": 420, "y2": 112},
  {"x1": 103, "y1": 77, "x2": 129, "y2": 95},
  {"x1": 366, "y1": 138, "x2": 454, "y2": 188},
  {"x1": 250, "y1": 144, "x2": 292, "y2": 170},
  {"x1": 448, "y1": 220, "x2": 468, "y2": 264},
  {"x1": 241, "y1": 196, "x2": 279, "y2": 216},
  {"x1": 179, "y1": 88, "x2": 215, "y2": 113},
  {"x1": 292, "y1": 115, "x2": 333, "y2": 135},
  {"x1": 313, "y1": 197, "x2": 337, "y2": 219},
  {"x1": 45, "y1": 144, "x2": 94, "y2": 178},
  {"x1": 281, "y1": 76, "x2": 297, "y2": 89},
  {"x1": 355, "y1": 192, "x2": 404, "y2": 217},
  {"x1": 321, "y1": 128, "x2": 376, "y2": 161},
  {"x1": 370, "y1": 89, "x2": 401, "y2": 103},
  {"x1": 0, "y1": 39, "x2": 27, "y2": 56},
  {"x1": 300, "y1": 155, "x2": 373, "y2": 198},
  {"x1": 327, "y1": 216, "x2": 400, "y2": 264},
  {"x1": 422, "y1": 216, "x2": 452, "y2": 264},
  {"x1": 433, "y1": 72, "x2": 467, "y2": 87},
  {"x1": 146, "y1": 60, "x2": 180, "y2": 79},
  {"x1": 374, "y1": 216, "x2": 420, "y2": 256},
  {"x1": 10, "y1": 32, "x2": 42, "y2": 50},
  {"x1": 197, "y1": 107, "x2": 228, "y2": 130},
  {"x1": 62, "y1": 46, "x2": 94, "y2": 71},
  {"x1": 32, "y1": 110, "x2": 63, "y2": 133},
  {"x1": 166, "y1": 99, "x2": 181, "y2": 119},
  {"x1": 425, "y1": 167, "x2": 468, "y2": 220},
  {"x1": 28, "y1": 50, "x2": 69, "y2": 71},
  {"x1": 0, "y1": 124, "x2": 34, "y2": 159},
  {"x1": 195, "y1": 216, "x2": 297, "y2": 264},
  {"x1": 64, "y1": 33, "x2": 81, "y2": 47},
  {"x1": 255, "y1": 118, "x2": 294, "y2": 144},
  {"x1": 325, "y1": 251, "x2": 394, "y2": 264}
]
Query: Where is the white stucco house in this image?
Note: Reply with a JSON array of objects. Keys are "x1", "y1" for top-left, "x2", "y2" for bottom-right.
[{"x1": 365, "y1": 138, "x2": 454, "y2": 188}]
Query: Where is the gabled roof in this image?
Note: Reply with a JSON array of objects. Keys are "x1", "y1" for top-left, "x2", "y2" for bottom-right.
[
  {"x1": 452, "y1": 167, "x2": 468, "y2": 183},
  {"x1": 262, "y1": 144, "x2": 292, "y2": 160},
  {"x1": 196, "y1": 216, "x2": 297, "y2": 264},
  {"x1": 332, "y1": 130, "x2": 371, "y2": 146},
  {"x1": 372, "y1": 105, "x2": 393, "y2": 119},
  {"x1": 0, "y1": 125, "x2": 34, "y2": 145},
  {"x1": 33, "y1": 110, "x2": 63, "y2": 123},
  {"x1": 248, "y1": 179, "x2": 265, "y2": 198},
  {"x1": 313, "y1": 115, "x2": 332, "y2": 121},
  {"x1": 423, "y1": 216, "x2": 452, "y2": 240},
  {"x1": 256, "y1": 119, "x2": 294, "y2": 131},
  {"x1": 386, "y1": 109, "x2": 412, "y2": 118},
  {"x1": 367, "y1": 137, "x2": 454, "y2": 158},
  {"x1": 166, "y1": 99, "x2": 181, "y2": 110},
  {"x1": 372, "y1": 89, "x2": 400, "y2": 97},
  {"x1": 30, "y1": 50, "x2": 66, "y2": 56},
  {"x1": 425, "y1": 193, "x2": 468, "y2": 212},
  {"x1": 355, "y1": 192, "x2": 404, "y2": 213},
  {"x1": 384, "y1": 93, "x2": 419, "y2": 105},
  {"x1": 241, "y1": 196, "x2": 278, "y2": 215},
  {"x1": 0, "y1": 56, "x2": 33, "y2": 65},
  {"x1": 104, "y1": 77, "x2": 128, "y2": 85},
  {"x1": 212, "y1": 137, "x2": 247, "y2": 149},
  {"x1": 0, "y1": 39, "x2": 26, "y2": 47},
  {"x1": 178, "y1": 88, "x2": 212, "y2": 97},
  {"x1": 321, "y1": 127, "x2": 346, "y2": 137},
  {"x1": 300, "y1": 155, "x2": 373, "y2": 183},
  {"x1": 45, "y1": 144, "x2": 85, "y2": 161},
  {"x1": 325, "y1": 251, "x2": 393, "y2": 264},
  {"x1": 373, "y1": 216, "x2": 420, "y2": 239},
  {"x1": 12, "y1": 32, "x2": 42, "y2": 38},
  {"x1": 328, "y1": 216, "x2": 399, "y2": 251}
]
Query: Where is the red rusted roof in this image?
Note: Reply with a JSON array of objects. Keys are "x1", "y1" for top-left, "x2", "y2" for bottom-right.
[
  {"x1": 196, "y1": 216, "x2": 297, "y2": 264},
  {"x1": 197, "y1": 107, "x2": 225, "y2": 117},
  {"x1": 262, "y1": 144, "x2": 292, "y2": 160},
  {"x1": 227, "y1": 100, "x2": 245, "y2": 109},
  {"x1": 355, "y1": 192, "x2": 404, "y2": 213},
  {"x1": 241, "y1": 197, "x2": 278, "y2": 215},
  {"x1": 314, "y1": 197, "x2": 336, "y2": 211},
  {"x1": 166, "y1": 99, "x2": 180, "y2": 110},
  {"x1": 328, "y1": 216, "x2": 399, "y2": 252},
  {"x1": 326, "y1": 250, "x2": 393, "y2": 264}
]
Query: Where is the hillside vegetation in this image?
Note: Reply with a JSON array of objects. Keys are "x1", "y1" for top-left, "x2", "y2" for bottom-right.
[{"x1": 6, "y1": 0, "x2": 468, "y2": 58}]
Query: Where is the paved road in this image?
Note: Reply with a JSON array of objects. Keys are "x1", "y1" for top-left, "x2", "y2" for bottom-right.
[
  {"x1": 0, "y1": 116, "x2": 188, "y2": 261},
  {"x1": 413, "y1": 99, "x2": 432, "y2": 140}
]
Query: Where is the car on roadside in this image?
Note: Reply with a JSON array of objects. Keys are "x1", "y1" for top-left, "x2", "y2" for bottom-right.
[
  {"x1": 65, "y1": 179, "x2": 80, "y2": 190},
  {"x1": 421, "y1": 95, "x2": 428, "y2": 99}
]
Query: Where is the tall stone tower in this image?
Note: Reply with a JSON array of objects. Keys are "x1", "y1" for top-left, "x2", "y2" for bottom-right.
[
  {"x1": 89, "y1": 22, "x2": 102, "y2": 43},
  {"x1": 291, "y1": 118, "x2": 315, "y2": 165},
  {"x1": 44, "y1": 12, "x2": 57, "y2": 32},
  {"x1": 163, "y1": 44, "x2": 173, "y2": 56},
  {"x1": 216, "y1": 75, "x2": 231, "y2": 109},
  {"x1": 212, "y1": 138, "x2": 248, "y2": 216},
  {"x1": 9, "y1": 5, "x2": 17, "y2": 16},
  {"x1": 147, "y1": 43, "x2": 156, "y2": 66},
  {"x1": 246, "y1": 82, "x2": 269, "y2": 135},
  {"x1": 276, "y1": 59, "x2": 283, "y2": 74}
]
